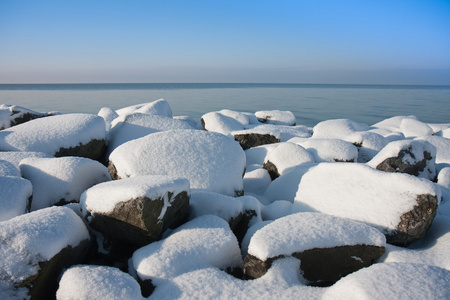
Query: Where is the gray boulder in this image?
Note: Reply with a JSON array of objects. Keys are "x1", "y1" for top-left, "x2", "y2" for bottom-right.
[{"x1": 0, "y1": 104, "x2": 57, "y2": 130}]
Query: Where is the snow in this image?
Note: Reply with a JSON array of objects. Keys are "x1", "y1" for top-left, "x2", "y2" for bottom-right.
[
  {"x1": 19, "y1": 156, "x2": 111, "y2": 211},
  {"x1": 263, "y1": 142, "x2": 315, "y2": 175},
  {"x1": 232, "y1": 124, "x2": 311, "y2": 141},
  {"x1": 97, "y1": 106, "x2": 119, "y2": 131},
  {"x1": 107, "y1": 113, "x2": 194, "y2": 155},
  {"x1": 312, "y1": 119, "x2": 370, "y2": 139},
  {"x1": 57, "y1": 265, "x2": 143, "y2": 300},
  {"x1": 201, "y1": 109, "x2": 249, "y2": 135},
  {"x1": 254, "y1": 110, "x2": 296, "y2": 125},
  {"x1": 0, "y1": 104, "x2": 56, "y2": 129},
  {"x1": 243, "y1": 167, "x2": 271, "y2": 195},
  {"x1": 109, "y1": 129, "x2": 246, "y2": 196},
  {"x1": 148, "y1": 257, "x2": 324, "y2": 300},
  {"x1": 294, "y1": 163, "x2": 441, "y2": 232},
  {"x1": 399, "y1": 117, "x2": 434, "y2": 138},
  {"x1": 131, "y1": 215, "x2": 242, "y2": 281},
  {"x1": 0, "y1": 159, "x2": 20, "y2": 177},
  {"x1": 416, "y1": 135, "x2": 450, "y2": 167},
  {"x1": 322, "y1": 262, "x2": 450, "y2": 300},
  {"x1": 115, "y1": 99, "x2": 172, "y2": 117},
  {"x1": 81, "y1": 175, "x2": 190, "y2": 215},
  {"x1": 344, "y1": 131, "x2": 388, "y2": 162},
  {"x1": 0, "y1": 151, "x2": 53, "y2": 171},
  {"x1": 0, "y1": 176, "x2": 32, "y2": 221},
  {"x1": 0, "y1": 207, "x2": 89, "y2": 284},
  {"x1": 438, "y1": 167, "x2": 450, "y2": 189},
  {"x1": 0, "y1": 114, "x2": 106, "y2": 155},
  {"x1": 291, "y1": 138, "x2": 358, "y2": 162},
  {"x1": 248, "y1": 212, "x2": 386, "y2": 261}
]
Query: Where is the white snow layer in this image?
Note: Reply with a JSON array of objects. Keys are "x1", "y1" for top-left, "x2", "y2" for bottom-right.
[
  {"x1": 0, "y1": 104, "x2": 55, "y2": 129},
  {"x1": 0, "y1": 114, "x2": 106, "y2": 155},
  {"x1": 0, "y1": 151, "x2": 53, "y2": 171},
  {"x1": 322, "y1": 262, "x2": 450, "y2": 300},
  {"x1": 232, "y1": 124, "x2": 310, "y2": 141},
  {"x1": 0, "y1": 159, "x2": 20, "y2": 177},
  {"x1": 131, "y1": 215, "x2": 242, "y2": 281},
  {"x1": 264, "y1": 142, "x2": 315, "y2": 175},
  {"x1": 115, "y1": 99, "x2": 173, "y2": 118},
  {"x1": 294, "y1": 163, "x2": 441, "y2": 232},
  {"x1": 248, "y1": 212, "x2": 386, "y2": 260},
  {"x1": 109, "y1": 129, "x2": 246, "y2": 196},
  {"x1": 292, "y1": 138, "x2": 359, "y2": 162},
  {"x1": 19, "y1": 156, "x2": 111, "y2": 211},
  {"x1": 254, "y1": 110, "x2": 296, "y2": 125},
  {"x1": 57, "y1": 265, "x2": 143, "y2": 300},
  {"x1": 312, "y1": 119, "x2": 370, "y2": 139},
  {"x1": 0, "y1": 176, "x2": 32, "y2": 221},
  {"x1": 81, "y1": 175, "x2": 190, "y2": 215},
  {"x1": 0, "y1": 207, "x2": 89, "y2": 284},
  {"x1": 201, "y1": 109, "x2": 250, "y2": 135}
]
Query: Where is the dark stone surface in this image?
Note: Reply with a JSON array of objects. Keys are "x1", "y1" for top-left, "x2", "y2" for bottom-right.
[
  {"x1": 230, "y1": 210, "x2": 257, "y2": 247},
  {"x1": 55, "y1": 138, "x2": 106, "y2": 161},
  {"x1": 263, "y1": 160, "x2": 279, "y2": 180},
  {"x1": 243, "y1": 244, "x2": 385, "y2": 286},
  {"x1": 20, "y1": 239, "x2": 90, "y2": 300},
  {"x1": 86, "y1": 192, "x2": 190, "y2": 247},
  {"x1": 376, "y1": 147, "x2": 435, "y2": 180},
  {"x1": 1, "y1": 110, "x2": 55, "y2": 130},
  {"x1": 233, "y1": 133, "x2": 280, "y2": 150},
  {"x1": 108, "y1": 161, "x2": 120, "y2": 180},
  {"x1": 387, "y1": 193, "x2": 439, "y2": 246}
]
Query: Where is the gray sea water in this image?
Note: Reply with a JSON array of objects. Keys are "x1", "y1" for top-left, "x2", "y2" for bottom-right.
[{"x1": 0, "y1": 83, "x2": 449, "y2": 127}]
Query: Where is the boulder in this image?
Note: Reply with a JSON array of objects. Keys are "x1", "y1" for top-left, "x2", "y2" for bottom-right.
[
  {"x1": 243, "y1": 212, "x2": 386, "y2": 286},
  {"x1": 254, "y1": 110, "x2": 296, "y2": 125},
  {"x1": 0, "y1": 104, "x2": 57, "y2": 129},
  {"x1": 294, "y1": 163, "x2": 441, "y2": 246},
  {"x1": 0, "y1": 151, "x2": 53, "y2": 171},
  {"x1": 0, "y1": 159, "x2": 20, "y2": 177},
  {"x1": 367, "y1": 140, "x2": 437, "y2": 181},
  {"x1": 0, "y1": 176, "x2": 32, "y2": 221},
  {"x1": 262, "y1": 142, "x2": 315, "y2": 179},
  {"x1": 19, "y1": 156, "x2": 111, "y2": 211},
  {"x1": 0, "y1": 113, "x2": 106, "y2": 161},
  {"x1": 399, "y1": 118, "x2": 433, "y2": 138},
  {"x1": 312, "y1": 119, "x2": 370, "y2": 139},
  {"x1": 108, "y1": 129, "x2": 246, "y2": 196},
  {"x1": 57, "y1": 265, "x2": 143, "y2": 300},
  {"x1": 201, "y1": 109, "x2": 250, "y2": 135},
  {"x1": 81, "y1": 175, "x2": 190, "y2": 247},
  {"x1": 234, "y1": 133, "x2": 280, "y2": 150},
  {"x1": 292, "y1": 138, "x2": 358, "y2": 162},
  {"x1": 344, "y1": 131, "x2": 388, "y2": 162},
  {"x1": 115, "y1": 99, "x2": 173, "y2": 118},
  {"x1": 0, "y1": 206, "x2": 90, "y2": 299}
]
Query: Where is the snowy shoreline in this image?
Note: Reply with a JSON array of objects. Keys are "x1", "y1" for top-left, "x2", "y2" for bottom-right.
[{"x1": 0, "y1": 101, "x2": 449, "y2": 299}]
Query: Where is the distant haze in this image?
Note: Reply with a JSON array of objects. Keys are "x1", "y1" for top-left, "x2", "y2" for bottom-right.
[{"x1": 1, "y1": 0, "x2": 449, "y2": 85}]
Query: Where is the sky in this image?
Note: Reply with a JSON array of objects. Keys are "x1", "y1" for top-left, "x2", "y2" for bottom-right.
[{"x1": 0, "y1": 0, "x2": 449, "y2": 85}]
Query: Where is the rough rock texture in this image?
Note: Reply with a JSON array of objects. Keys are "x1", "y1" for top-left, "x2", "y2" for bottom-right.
[
  {"x1": 263, "y1": 160, "x2": 279, "y2": 180},
  {"x1": 0, "y1": 104, "x2": 56, "y2": 130},
  {"x1": 85, "y1": 192, "x2": 190, "y2": 247},
  {"x1": 244, "y1": 245, "x2": 385, "y2": 286},
  {"x1": 55, "y1": 138, "x2": 106, "y2": 161},
  {"x1": 234, "y1": 133, "x2": 280, "y2": 150}
]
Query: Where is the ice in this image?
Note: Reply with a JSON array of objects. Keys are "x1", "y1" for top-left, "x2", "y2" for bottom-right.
[
  {"x1": 19, "y1": 156, "x2": 111, "y2": 211},
  {"x1": 57, "y1": 265, "x2": 143, "y2": 300},
  {"x1": 81, "y1": 175, "x2": 190, "y2": 215},
  {"x1": 247, "y1": 212, "x2": 386, "y2": 260}
]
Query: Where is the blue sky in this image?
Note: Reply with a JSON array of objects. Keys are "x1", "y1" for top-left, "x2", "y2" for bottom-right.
[{"x1": 1, "y1": 0, "x2": 449, "y2": 84}]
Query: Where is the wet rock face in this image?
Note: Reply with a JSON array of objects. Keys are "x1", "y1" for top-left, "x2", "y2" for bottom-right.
[
  {"x1": 86, "y1": 192, "x2": 190, "y2": 247},
  {"x1": 375, "y1": 148, "x2": 435, "y2": 180},
  {"x1": 243, "y1": 245, "x2": 386, "y2": 286},
  {"x1": 233, "y1": 133, "x2": 280, "y2": 150},
  {"x1": 388, "y1": 194, "x2": 439, "y2": 246},
  {"x1": 55, "y1": 138, "x2": 106, "y2": 161}
]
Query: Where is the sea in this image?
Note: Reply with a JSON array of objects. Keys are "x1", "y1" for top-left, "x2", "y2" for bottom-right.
[{"x1": 0, "y1": 83, "x2": 449, "y2": 128}]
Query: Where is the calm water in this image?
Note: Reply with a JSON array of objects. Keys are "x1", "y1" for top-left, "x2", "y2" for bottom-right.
[{"x1": 0, "y1": 83, "x2": 449, "y2": 127}]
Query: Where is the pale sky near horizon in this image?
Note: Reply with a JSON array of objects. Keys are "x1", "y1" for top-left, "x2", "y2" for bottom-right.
[{"x1": 1, "y1": 0, "x2": 449, "y2": 85}]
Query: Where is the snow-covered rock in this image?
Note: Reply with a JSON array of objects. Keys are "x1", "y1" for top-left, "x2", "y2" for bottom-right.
[
  {"x1": 322, "y1": 262, "x2": 450, "y2": 300},
  {"x1": 81, "y1": 175, "x2": 190, "y2": 247},
  {"x1": 367, "y1": 139, "x2": 437, "y2": 180},
  {"x1": 244, "y1": 212, "x2": 386, "y2": 285},
  {"x1": 0, "y1": 151, "x2": 53, "y2": 171},
  {"x1": 0, "y1": 159, "x2": 20, "y2": 177},
  {"x1": 109, "y1": 129, "x2": 246, "y2": 196},
  {"x1": 344, "y1": 131, "x2": 388, "y2": 162},
  {"x1": 399, "y1": 117, "x2": 434, "y2": 138},
  {"x1": 243, "y1": 167, "x2": 272, "y2": 195},
  {"x1": 254, "y1": 110, "x2": 296, "y2": 126},
  {"x1": 201, "y1": 109, "x2": 250, "y2": 135},
  {"x1": 97, "y1": 106, "x2": 119, "y2": 131},
  {"x1": 0, "y1": 113, "x2": 106, "y2": 160},
  {"x1": 57, "y1": 265, "x2": 143, "y2": 300},
  {"x1": 262, "y1": 142, "x2": 315, "y2": 179},
  {"x1": 0, "y1": 206, "x2": 90, "y2": 299},
  {"x1": 115, "y1": 99, "x2": 172, "y2": 118},
  {"x1": 0, "y1": 176, "x2": 32, "y2": 221},
  {"x1": 291, "y1": 138, "x2": 358, "y2": 162},
  {"x1": 416, "y1": 135, "x2": 450, "y2": 168},
  {"x1": 312, "y1": 119, "x2": 370, "y2": 139},
  {"x1": 294, "y1": 163, "x2": 441, "y2": 246},
  {"x1": 0, "y1": 104, "x2": 57, "y2": 130},
  {"x1": 106, "y1": 112, "x2": 195, "y2": 155},
  {"x1": 131, "y1": 215, "x2": 242, "y2": 293},
  {"x1": 20, "y1": 156, "x2": 111, "y2": 211}
]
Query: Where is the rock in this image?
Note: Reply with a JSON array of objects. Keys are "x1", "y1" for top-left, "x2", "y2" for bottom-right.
[
  {"x1": 243, "y1": 167, "x2": 272, "y2": 195},
  {"x1": 201, "y1": 109, "x2": 250, "y2": 135},
  {"x1": 130, "y1": 215, "x2": 243, "y2": 282},
  {"x1": 0, "y1": 176, "x2": 32, "y2": 221},
  {"x1": 234, "y1": 133, "x2": 280, "y2": 150},
  {"x1": 115, "y1": 99, "x2": 173, "y2": 117},
  {"x1": 294, "y1": 163, "x2": 441, "y2": 246},
  {"x1": 291, "y1": 138, "x2": 358, "y2": 162},
  {"x1": 0, "y1": 206, "x2": 90, "y2": 299},
  {"x1": 322, "y1": 262, "x2": 450, "y2": 300},
  {"x1": 81, "y1": 175, "x2": 190, "y2": 247},
  {"x1": 312, "y1": 119, "x2": 370, "y2": 139},
  {"x1": 19, "y1": 156, "x2": 111, "y2": 211},
  {"x1": 262, "y1": 142, "x2": 315, "y2": 179},
  {"x1": 97, "y1": 107, "x2": 119, "y2": 131},
  {"x1": 0, "y1": 151, "x2": 53, "y2": 171},
  {"x1": 254, "y1": 110, "x2": 296, "y2": 125},
  {"x1": 243, "y1": 212, "x2": 386, "y2": 285},
  {"x1": 0, "y1": 113, "x2": 106, "y2": 161},
  {"x1": 0, "y1": 159, "x2": 20, "y2": 177},
  {"x1": 108, "y1": 129, "x2": 246, "y2": 196},
  {"x1": 416, "y1": 135, "x2": 450, "y2": 167},
  {"x1": 0, "y1": 104, "x2": 57, "y2": 130},
  {"x1": 367, "y1": 140, "x2": 437, "y2": 181},
  {"x1": 57, "y1": 265, "x2": 143, "y2": 300},
  {"x1": 399, "y1": 118, "x2": 433, "y2": 138},
  {"x1": 344, "y1": 131, "x2": 388, "y2": 162}
]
